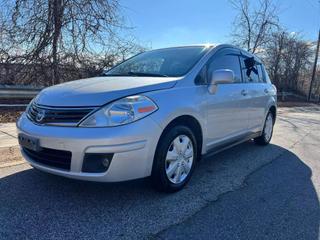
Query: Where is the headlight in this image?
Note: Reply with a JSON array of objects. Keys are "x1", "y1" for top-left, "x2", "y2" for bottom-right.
[
  {"x1": 79, "y1": 95, "x2": 158, "y2": 127},
  {"x1": 25, "y1": 98, "x2": 35, "y2": 113}
]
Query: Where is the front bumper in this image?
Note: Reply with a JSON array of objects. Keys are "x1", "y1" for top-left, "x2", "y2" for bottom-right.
[{"x1": 17, "y1": 113, "x2": 163, "y2": 182}]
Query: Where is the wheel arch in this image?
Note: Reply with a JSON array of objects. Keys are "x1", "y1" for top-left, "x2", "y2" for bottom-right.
[
  {"x1": 269, "y1": 105, "x2": 277, "y2": 123},
  {"x1": 155, "y1": 115, "x2": 203, "y2": 161}
]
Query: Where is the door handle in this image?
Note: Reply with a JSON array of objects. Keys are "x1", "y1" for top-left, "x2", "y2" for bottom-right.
[
  {"x1": 241, "y1": 89, "x2": 248, "y2": 96},
  {"x1": 264, "y1": 89, "x2": 269, "y2": 94}
]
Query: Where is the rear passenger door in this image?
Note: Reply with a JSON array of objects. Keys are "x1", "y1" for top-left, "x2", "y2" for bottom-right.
[
  {"x1": 239, "y1": 53, "x2": 269, "y2": 132},
  {"x1": 205, "y1": 48, "x2": 250, "y2": 148}
]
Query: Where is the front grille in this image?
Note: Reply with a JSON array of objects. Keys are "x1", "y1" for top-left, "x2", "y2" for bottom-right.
[
  {"x1": 27, "y1": 102, "x2": 95, "y2": 126},
  {"x1": 23, "y1": 147, "x2": 72, "y2": 170}
]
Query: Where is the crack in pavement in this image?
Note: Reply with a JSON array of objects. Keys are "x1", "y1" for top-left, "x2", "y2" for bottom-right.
[
  {"x1": 0, "y1": 130, "x2": 17, "y2": 139},
  {"x1": 150, "y1": 129, "x2": 313, "y2": 239}
]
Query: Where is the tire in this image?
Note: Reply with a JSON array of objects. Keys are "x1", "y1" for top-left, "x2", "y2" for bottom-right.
[
  {"x1": 254, "y1": 111, "x2": 274, "y2": 145},
  {"x1": 151, "y1": 125, "x2": 198, "y2": 192}
]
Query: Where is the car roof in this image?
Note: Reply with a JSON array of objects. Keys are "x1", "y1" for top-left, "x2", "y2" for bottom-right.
[
  {"x1": 147, "y1": 44, "x2": 263, "y2": 64},
  {"x1": 147, "y1": 44, "x2": 216, "y2": 51}
]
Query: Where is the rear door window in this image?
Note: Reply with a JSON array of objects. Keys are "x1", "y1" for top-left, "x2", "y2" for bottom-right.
[{"x1": 240, "y1": 56, "x2": 260, "y2": 83}]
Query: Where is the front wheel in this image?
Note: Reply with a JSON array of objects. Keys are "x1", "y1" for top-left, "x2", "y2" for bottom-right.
[
  {"x1": 254, "y1": 111, "x2": 274, "y2": 145},
  {"x1": 151, "y1": 125, "x2": 198, "y2": 192}
]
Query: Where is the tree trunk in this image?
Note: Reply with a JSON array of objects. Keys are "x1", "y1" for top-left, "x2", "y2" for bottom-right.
[{"x1": 52, "y1": 0, "x2": 63, "y2": 85}]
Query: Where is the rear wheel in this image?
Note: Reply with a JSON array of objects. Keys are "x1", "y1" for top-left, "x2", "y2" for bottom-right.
[
  {"x1": 151, "y1": 125, "x2": 198, "y2": 192},
  {"x1": 254, "y1": 111, "x2": 274, "y2": 145}
]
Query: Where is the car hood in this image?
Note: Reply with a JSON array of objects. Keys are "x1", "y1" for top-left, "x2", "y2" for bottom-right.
[{"x1": 35, "y1": 76, "x2": 178, "y2": 107}]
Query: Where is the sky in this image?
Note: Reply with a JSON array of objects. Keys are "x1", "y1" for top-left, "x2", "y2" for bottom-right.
[{"x1": 120, "y1": 0, "x2": 320, "y2": 49}]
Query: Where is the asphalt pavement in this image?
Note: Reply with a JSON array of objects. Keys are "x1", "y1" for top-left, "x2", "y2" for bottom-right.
[{"x1": 0, "y1": 106, "x2": 319, "y2": 239}]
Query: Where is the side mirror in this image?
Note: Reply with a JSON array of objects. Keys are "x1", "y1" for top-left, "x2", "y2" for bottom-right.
[{"x1": 208, "y1": 69, "x2": 234, "y2": 94}]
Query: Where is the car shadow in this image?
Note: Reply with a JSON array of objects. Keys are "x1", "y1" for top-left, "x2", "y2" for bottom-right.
[{"x1": 0, "y1": 142, "x2": 319, "y2": 239}]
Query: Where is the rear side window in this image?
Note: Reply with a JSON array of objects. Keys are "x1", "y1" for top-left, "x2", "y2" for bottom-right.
[
  {"x1": 261, "y1": 64, "x2": 271, "y2": 83},
  {"x1": 206, "y1": 50, "x2": 242, "y2": 83},
  {"x1": 240, "y1": 56, "x2": 261, "y2": 83},
  {"x1": 257, "y1": 65, "x2": 266, "y2": 83}
]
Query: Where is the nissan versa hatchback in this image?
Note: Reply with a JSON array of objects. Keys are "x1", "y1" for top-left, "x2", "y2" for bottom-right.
[{"x1": 17, "y1": 44, "x2": 277, "y2": 192}]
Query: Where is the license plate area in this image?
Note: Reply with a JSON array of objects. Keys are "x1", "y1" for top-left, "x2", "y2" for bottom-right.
[{"x1": 18, "y1": 134, "x2": 41, "y2": 152}]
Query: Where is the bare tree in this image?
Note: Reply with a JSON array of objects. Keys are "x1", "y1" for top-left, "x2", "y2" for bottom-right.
[
  {"x1": 230, "y1": 0, "x2": 279, "y2": 53},
  {"x1": 229, "y1": 0, "x2": 318, "y2": 98},
  {"x1": 264, "y1": 31, "x2": 313, "y2": 94},
  {"x1": 264, "y1": 31, "x2": 286, "y2": 87},
  {"x1": 0, "y1": 0, "x2": 144, "y2": 85}
]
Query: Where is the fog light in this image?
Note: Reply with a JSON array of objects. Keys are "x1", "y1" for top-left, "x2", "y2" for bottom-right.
[
  {"x1": 82, "y1": 153, "x2": 114, "y2": 173},
  {"x1": 102, "y1": 158, "x2": 110, "y2": 168}
]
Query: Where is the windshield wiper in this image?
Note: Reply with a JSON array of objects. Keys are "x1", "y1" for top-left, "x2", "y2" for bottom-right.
[
  {"x1": 127, "y1": 71, "x2": 168, "y2": 77},
  {"x1": 100, "y1": 71, "x2": 168, "y2": 77},
  {"x1": 100, "y1": 73, "x2": 127, "y2": 77}
]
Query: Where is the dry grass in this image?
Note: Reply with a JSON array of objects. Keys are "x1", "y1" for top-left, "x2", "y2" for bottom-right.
[
  {"x1": 277, "y1": 102, "x2": 319, "y2": 107},
  {"x1": 0, "y1": 110, "x2": 23, "y2": 123}
]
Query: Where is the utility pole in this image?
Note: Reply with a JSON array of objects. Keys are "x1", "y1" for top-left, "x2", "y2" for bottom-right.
[{"x1": 308, "y1": 29, "x2": 320, "y2": 102}]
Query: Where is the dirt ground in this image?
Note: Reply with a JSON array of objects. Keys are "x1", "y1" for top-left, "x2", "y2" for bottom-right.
[{"x1": 0, "y1": 146, "x2": 22, "y2": 166}]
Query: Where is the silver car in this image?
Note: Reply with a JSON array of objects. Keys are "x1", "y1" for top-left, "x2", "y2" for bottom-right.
[{"x1": 17, "y1": 44, "x2": 277, "y2": 192}]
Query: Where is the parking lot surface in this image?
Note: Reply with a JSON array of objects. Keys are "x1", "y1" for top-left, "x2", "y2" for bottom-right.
[{"x1": 0, "y1": 106, "x2": 319, "y2": 239}]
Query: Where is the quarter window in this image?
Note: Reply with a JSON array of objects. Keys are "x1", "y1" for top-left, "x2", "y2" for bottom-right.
[
  {"x1": 261, "y1": 64, "x2": 271, "y2": 83},
  {"x1": 257, "y1": 65, "x2": 266, "y2": 83}
]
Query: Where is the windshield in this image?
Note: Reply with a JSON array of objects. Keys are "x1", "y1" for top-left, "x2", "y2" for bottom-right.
[{"x1": 104, "y1": 46, "x2": 209, "y2": 77}]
